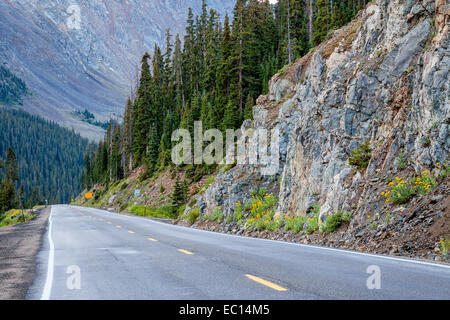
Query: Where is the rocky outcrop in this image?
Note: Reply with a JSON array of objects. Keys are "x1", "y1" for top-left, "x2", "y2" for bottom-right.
[{"x1": 195, "y1": 0, "x2": 449, "y2": 233}]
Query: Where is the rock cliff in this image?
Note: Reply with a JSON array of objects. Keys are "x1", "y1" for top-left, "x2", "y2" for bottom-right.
[{"x1": 191, "y1": 0, "x2": 449, "y2": 260}]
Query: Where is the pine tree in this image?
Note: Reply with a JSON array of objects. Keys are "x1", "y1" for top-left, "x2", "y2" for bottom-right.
[
  {"x1": 122, "y1": 97, "x2": 134, "y2": 174},
  {"x1": 0, "y1": 178, "x2": 16, "y2": 212},
  {"x1": 5, "y1": 147, "x2": 18, "y2": 183},
  {"x1": 110, "y1": 123, "x2": 123, "y2": 181},
  {"x1": 84, "y1": 0, "x2": 368, "y2": 196},
  {"x1": 313, "y1": 0, "x2": 331, "y2": 46},
  {"x1": 244, "y1": 94, "x2": 254, "y2": 120},
  {"x1": 223, "y1": 100, "x2": 240, "y2": 131},
  {"x1": 180, "y1": 102, "x2": 194, "y2": 136},
  {"x1": 215, "y1": 14, "x2": 236, "y2": 122},
  {"x1": 133, "y1": 53, "x2": 153, "y2": 166},
  {"x1": 290, "y1": 0, "x2": 310, "y2": 58},
  {"x1": 171, "y1": 176, "x2": 186, "y2": 215},
  {"x1": 146, "y1": 125, "x2": 160, "y2": 175}
]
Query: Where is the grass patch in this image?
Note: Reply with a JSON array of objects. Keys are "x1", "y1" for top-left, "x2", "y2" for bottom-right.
[
  {"x1": 187, "y1": 208, "x2": 200, "y2": 224},
  {"x1": 208, "y1": 207, "x2": 225, "y2": 222},
  {"x1": 200, "y1": 175, "x2": 216, "y2": 193},
  {"x1": 129, "y1": 205, "x2": 176, "y2": 219}
]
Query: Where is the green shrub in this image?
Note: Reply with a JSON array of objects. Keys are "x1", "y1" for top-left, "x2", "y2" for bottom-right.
[
  {"x1": 278, "y1": 64, "x2": 289, "y2": 77},
  {"x1": 266, "y1": 216, "x2": 284, "y2": 231},
  {"x1": 258, "y1": 187, "x2": 268, "y2": 198},
  {"x1": 322, "y1": 212, "x2": 342, "y2": 234},
  {"x1": 341, "y1": 211, "x2": 353, "y2": 222},
  {"x1": 177, "y1": 204, "x2": 187, "y2": 217},
  {"x1": 382, "y1": 171, "x2": 436, "y2": 204},
  {"x1": 210, "y1": 207, "x2": 224, "y2": 222},
  {"x1": 205, "y1": 175, "x2": 216, "y2": 187},
  {"x1": 305, "y1": 215, "x2": 319, "y2": 234},
  {"x1": 312, "y1": 204, "x2": 321, "y2": 215},
  {"x1": 397, "y1": 150, "x2": 407, "y2": 170},
  {"x1": 421, "y1": 136, "x2": 431, "y2": 148},
  {"x1": 440, "y1": 238, "x2": 449, "y2": 257},
  {"x1": 348, "y1": 141, "x2": 372, "y2": 170},
  {"x1": 234, "y1": 204, "x2": 244, "y2": 221},
  {"x1": 187, "y1": 208, "x2": 200, "y2": 224},
  {"x1": 436, "y1": 161, "x2": 449, "y2": 179},
  {"x1": 284, "y1": 215, "x2": 306, "y2": 233},
  {"x1": 385, "y1": 214, "x2": 393, "y2": 224},
  {"x1": 120, "y1": 203, "x2": 129, "y2": 212}
]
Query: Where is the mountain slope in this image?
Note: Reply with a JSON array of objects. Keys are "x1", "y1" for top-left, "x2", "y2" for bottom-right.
[
  {"x1": 0, "y1": 0, "x2": 235, "y2": 140},
  {"x1": 185, "y1": 0, "x2": 450, "y2": 261},
  {"x1": 73, "y1": 0, "x2": 449, "y2": 262},
  {"x1": 0, "y1": 107, "x2": 89, "y2": 204}
]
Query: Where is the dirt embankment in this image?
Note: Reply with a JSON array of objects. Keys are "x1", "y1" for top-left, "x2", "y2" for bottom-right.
[{"x1": 0, "y1": 207, "x2": 50, "y2": 300}]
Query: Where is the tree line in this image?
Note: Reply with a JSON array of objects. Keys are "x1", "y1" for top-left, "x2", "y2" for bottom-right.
[{"x1": 82, "y1": 0, "x2": 364, "y2": 210}]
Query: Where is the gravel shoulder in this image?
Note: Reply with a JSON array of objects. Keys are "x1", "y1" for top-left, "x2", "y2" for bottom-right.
[{"x1": 0, "y1": 207, "x2": 50, "y2": 300}]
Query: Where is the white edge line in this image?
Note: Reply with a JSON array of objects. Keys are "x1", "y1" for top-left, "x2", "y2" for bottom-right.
[
  {"x1": 41, "y1": 206, "x2": 54, "y2": 300},
  {"x1": 77, "y1": 206, "x2": 450, "y2": 270}
]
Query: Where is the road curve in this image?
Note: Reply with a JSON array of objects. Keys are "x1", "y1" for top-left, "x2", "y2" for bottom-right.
[{"x1": 26, "y1": 205, "x2": 450, "y2": 300}]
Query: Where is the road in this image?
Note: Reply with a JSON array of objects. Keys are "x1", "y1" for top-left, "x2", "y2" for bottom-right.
[{"x1": 27, "y1": 205, "x2": 450, "y2": 300}]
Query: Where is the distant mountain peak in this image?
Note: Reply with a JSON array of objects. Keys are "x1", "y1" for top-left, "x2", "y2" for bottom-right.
[{"x1": 0, "y1": 0, "x2": 235, "y2": 140}]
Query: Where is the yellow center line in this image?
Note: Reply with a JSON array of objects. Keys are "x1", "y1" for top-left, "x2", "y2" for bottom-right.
[
  {"x1": 116, "y1": 226, "x2": 121, "y2": 229},
  {"x1": 148, "y1": 238, "x2": 158, "y2": 242},
  {"x1": 128, "y1": 231, "x2": 135, "y2": 234},
  {"x1": 245, "y1": 274, "x2": 288, "y2": 292},
  {"x1": 178, "y1": 249, "x2": 194, "y2": 255}
]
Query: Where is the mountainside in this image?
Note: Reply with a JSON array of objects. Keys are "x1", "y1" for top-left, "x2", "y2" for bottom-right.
[
  {"x1": 191, "y1": 0, "x2": 449, "y2": 260},
  {"x1": 0, "y1": 107, "x2": 89, "y2": 204},
  {"x1": 74, "y1": 0, "x2": 449, "y2": 262},
  {"x1": 0, "y1": 0, "x2": 234, "y2": 140}
]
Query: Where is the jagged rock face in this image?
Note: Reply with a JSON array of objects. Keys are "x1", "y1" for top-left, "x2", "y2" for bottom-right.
[
  {"x1": 199, "y1": 0, "x2": 449, "y2": 225},
  {"x1": 0, "y1": 0, "x2": 234, "y2": 139}
]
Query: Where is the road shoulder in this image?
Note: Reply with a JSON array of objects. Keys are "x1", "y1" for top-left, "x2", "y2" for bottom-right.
[{"x1": 0, "y1": 207, "x2": 50, "y2": 299}]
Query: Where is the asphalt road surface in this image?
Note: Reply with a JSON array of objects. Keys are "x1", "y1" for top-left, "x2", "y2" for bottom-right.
[{"x1": 26, "y1": 205, "x2": 450, "y2": 300}]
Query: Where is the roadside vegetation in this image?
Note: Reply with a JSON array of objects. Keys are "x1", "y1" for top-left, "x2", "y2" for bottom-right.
[
  {"x1": 0, "y1": 209, "x2": 36, "y2": 228},
  {"x1": 381, "y1": 170, "x2": 438, "y2": 204},
  {"x1": 129, "y1": 205, "x2": 176, "y2": 219},
  {"x1": 181, "y1": 187, "x2": 353, "y2": 236}
]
